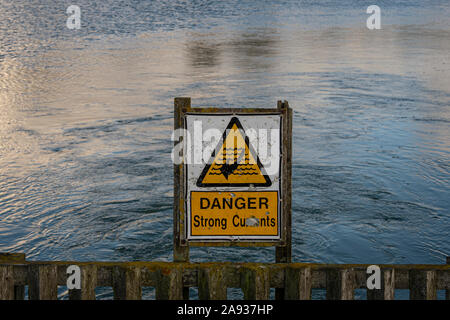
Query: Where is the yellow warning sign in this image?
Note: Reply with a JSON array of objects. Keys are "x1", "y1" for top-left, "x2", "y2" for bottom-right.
[
  {"x1": 197, "y1": 117, "x2": 271, "y2": 187},
  {"x1": 190, "y1": 191, "x2": 278, "y2": 236}
]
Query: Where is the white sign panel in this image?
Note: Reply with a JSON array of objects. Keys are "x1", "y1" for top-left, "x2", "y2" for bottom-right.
[{"x1": 184, "y1": 114, "x2": 282, "y2": 241}]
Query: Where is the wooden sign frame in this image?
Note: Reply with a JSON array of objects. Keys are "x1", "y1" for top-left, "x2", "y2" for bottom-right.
[{"x1": 173, "y1": 97, "x2": 292, "y2": 264}]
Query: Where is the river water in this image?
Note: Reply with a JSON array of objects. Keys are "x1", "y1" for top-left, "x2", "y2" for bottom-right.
[{"x1": 0, "y1": 0, "x2": 449, "y2": 298}]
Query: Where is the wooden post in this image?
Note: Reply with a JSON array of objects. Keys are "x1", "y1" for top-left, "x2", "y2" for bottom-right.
[
  {"x1": 326, "y1": 268, "x2": 355, "y2": 300},
  {"x1": 340, "y1": 269, "x2": 355, "y2": 300},
  {"x1": 68, "y1": 265, "x2": 97, "y2": 300},
  {"x1": 174, "y1": 97, "x2": 190, "y2": 299},
  {"x1": 156, "y1": 267, "x2": 183, "y2": 300},
  {"x1": 446, "y1": 257, "x2": 449, "y2": 300},
  {"x1": 112, "y1": 266, "x2": 142, "y2": 300},
  {"x1": 284, "y1": 267, "x2": 312, "y2": 300},
  {"x1": 0, "y1": 252, "x2": 26, "y2": 299},
  {"x1": 0, "y1": 265, "x2": 15, "y2": 300},
  {"x1": 112, "y1": 266, "x2": 126, "y2": 300},
  {"x1": 198, "y1": 266, "x2": 227, "y2": 300},
  {"x1": 275, "y1": 100, "x2": 292, "y2": 300},
  {"x1": 367, "y1": 268, "x2": 395, "y2": 300},
  {"x1": 28, "y1": 265, "x2": 58, "y2": 300},
  {"x1": 241, "y1": 267, "x2": 270, "y2": 300},
  {"x1": 173, "y1": 97, "x2": 190, "y2": 263},
  {"x1": 409, "y1": 270, "x2": 437, "y2": 300},
  {"x1": 326, "y1": 269, "x2": 340, "y2": 300}
]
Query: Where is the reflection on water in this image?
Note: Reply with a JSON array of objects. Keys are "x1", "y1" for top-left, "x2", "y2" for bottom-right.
[
  {"x1": 230, "y1": 29, "x2": 279, "y2": 71},
  {"x1": 0, "y1": 1, "x2": 449, "y2": 268},
  {"x1": 187, "y1": 38, "x2": 222, "y2": 69}
]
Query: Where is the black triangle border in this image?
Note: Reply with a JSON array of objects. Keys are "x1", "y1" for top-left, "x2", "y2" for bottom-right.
[{"x1": 196, "y1": 117, "x2": 272, "y2": 187}]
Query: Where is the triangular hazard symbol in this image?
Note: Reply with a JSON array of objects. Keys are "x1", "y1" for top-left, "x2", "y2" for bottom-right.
[{"x1": 197, "y1": 117, "x2": 272, "y2": 187}]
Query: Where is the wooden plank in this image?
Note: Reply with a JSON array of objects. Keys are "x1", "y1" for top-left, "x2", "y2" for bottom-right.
[
  {"x1": 11, "y1": 264, "x2": 27, "y2": 285},
  {"x1": 340, "y1": 269, "x2": 355, "y2": 300},
  {"x1": 186, "y1": 107, "x2": 281, "y2": 114},
  {"x1": 96, "y1": 266, "x2": 113, "y2": 287},
  {"x1": 174, "y1": 97, "x2": 190, "y2": 299},
  {"x1": 68, "y1": 265, "x2": 97, "y2": 300},
  {"x1": 28, "y1": 265, "x2": 58, "y2": 300},
  {"x1": 284, "y1": 267, "x2": 311, "y2": 300},
  {"x1": 198, "y1": 266, "x2": 227, "y2": 300},
  {"x1": 0, "y1": 265, "x2": 14, "y2": 300},
  {"x1": 182, "y1": 267, "x2": 198, "y2": 288},
  {"x1": 112, "y1": 266, "x2": 142, "y2": 300},
  {"x1": 383, "y1": 268, "x2": 395, "y2": 300},
  {"x1": 446, "y1": 257, "x2": 449, "y2": 300},
  {"x1": 276, "y1": 100, "x2": 292, "y2": 263},
  {"x1": 241, "y1": 267, "x2": 270, "y2": 300},
  {"x1": 393, "y1": 268, "x2": 409, "y2": 289},
  {"x1": 367, "y1": 268, "x2": 395, "y2": 300},
  {"x1": 0, "y1": 253, "x2": 26, "y2": 299},
  {"x1": 112, "y1": 266, "x2": 126, "y2": 300},
  {"x1": 156, "y1": 267, "x2": 183, "y2": 300},
  {"x1": 311, "y1": 269, "x2": 326, "y2": 288},
  {"x1": 0, "y1": 252, "x2": 26, "y2": 263},
  {"x1": 173, "y1": 97, "x2": 190, "y2": 263},
  {"x1": 326, "y1": 269, "x2": 340, "y2": 300},
  {"x1": 275, "y1": 100, "x2": 292, "y2": 300},
  {"x1": 81, "y1": 265, "x2": 97, "y2": 300},
  {"x1": 269, "y1": 266, "x2": 285, "y2": 289},
  {"x1": 410, "y1": 270, "x2": 437, "y2": 300},
  {"x1": 326, "y1": 268, "x2": 355, "y2": 300},
  {"x1": 287, "y1": 267, "x2": 312, "y2": 300},
  {"x1": 126, "y1": 266, "x2": 142, "y2": 300}
]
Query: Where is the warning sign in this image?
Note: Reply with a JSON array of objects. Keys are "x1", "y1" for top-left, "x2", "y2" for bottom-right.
[
  {"x1": 191, "y1": 191, "x2": 278, "y2": 236},
  {"x1": 197, "y1": 117, "x2": 271, "y2": 187},
  {"x1": 185, "y1": 113, "x2": 282, "y2": 242}
]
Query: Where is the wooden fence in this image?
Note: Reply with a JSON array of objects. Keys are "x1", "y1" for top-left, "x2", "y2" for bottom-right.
[{"x1": 0, "y1": 253, "x2": 448, "y2": 300}]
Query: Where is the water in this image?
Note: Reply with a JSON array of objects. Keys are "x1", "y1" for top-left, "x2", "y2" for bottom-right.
[{"x1": 0, "y1": 0, "x2": 449, "y2": 270}]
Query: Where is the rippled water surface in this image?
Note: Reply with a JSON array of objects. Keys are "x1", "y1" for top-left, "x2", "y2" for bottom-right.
[{"x1": 0, "y1": 0, "x2": 449, "y2": 270}]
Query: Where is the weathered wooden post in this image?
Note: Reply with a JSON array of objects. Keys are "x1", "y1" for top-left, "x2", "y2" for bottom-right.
[
  {"x1": 173, "y1": 97, "x2": 191, "y2": 265},
  {"x1": 68, "y1": 265, "x2": 97, "y2": 300},
  {"x1": 173, "y1": 97, "x2": 191, "y2": 300},
  {"x1": 446, "y1": 257, "x2": 450, "y2": 300},
  {"x1": 275, "y1": 100, "x2": 292, "y2": 300},
  {"x1": 198, "y1": 266, "x2": 227, "y2": 300},
  {"x1": 366, "y1": 268, "x2": 395, "y2": 300},
  {"x1": 241, "y1": 266, "x2": 270, "y2": 300},
  {"x1": 0, "y1": 265, "x2": 15, "y2": 300},
  {"x1": 28, "y1": 264, "x2": 58, "y2": 300},
  {"x1": 326, "y1": 268, "x2": 355, "y2": 300},
  {"x1": 112, "y1": 266, "x2": 142, "y2": 300},
  {"x1": 156, "y1": 266, "x2": 184, "y2": 300},
  {"x1": 409, "y1": 269, "x2": 437, "y2": 300},
  {"x1": 0, "y1": 252, "x2": 26, "y2": 299},
  {"x1": 284, "y1": 266, "x2": 312, "y2": 300}
]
